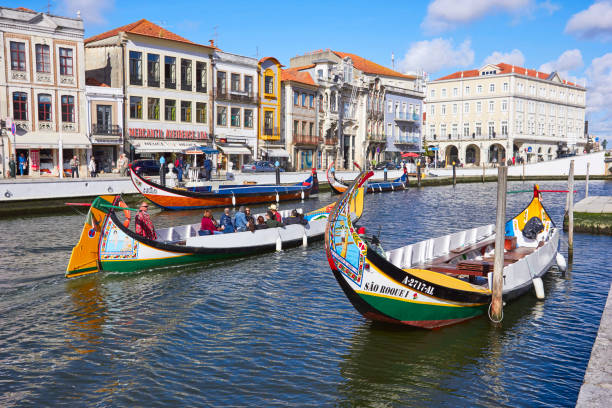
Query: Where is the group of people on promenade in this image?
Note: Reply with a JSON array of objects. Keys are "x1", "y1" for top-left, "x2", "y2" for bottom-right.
[{"x1": 133, "y1": 202, "x2": 308, "y2": 241}]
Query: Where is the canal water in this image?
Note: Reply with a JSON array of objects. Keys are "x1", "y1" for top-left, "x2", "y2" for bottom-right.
[{"x1": 0, "y1": 180, "x2": 610, "y2": 407}]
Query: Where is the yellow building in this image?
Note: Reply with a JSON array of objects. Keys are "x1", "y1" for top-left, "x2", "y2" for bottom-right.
[{"x1": 257, "y1": 57, "x2": 287, "y2": 161}]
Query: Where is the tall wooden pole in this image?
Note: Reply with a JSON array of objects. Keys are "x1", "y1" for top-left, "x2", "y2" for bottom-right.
[
  {"x1": 490, "y1": 164, "x2": 508, "y2": 323},
  {"x1": 568, "y1": 160, "x2": 575, "y2": 254},
  {"x1": 522, "y1": 161, "x2": 525, "y2": 181},
  {"x1": 452, "y1": 162, "x2": 456, "y2": 186},
  {"x1": 585, "y1": 162, "x2": 590, "y2": 198},
  {"x1": 417, "y1": 163, "x2": 421, "y2": 187},
  {"x1": 482, "y1": 165, "x2": 485, "y2": 183}
]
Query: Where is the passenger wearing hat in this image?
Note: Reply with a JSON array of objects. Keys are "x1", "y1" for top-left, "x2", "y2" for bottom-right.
[
  {"x1": 135, "y1": 202, "x2": 157, "y2": 240},
  {"x1": 268, "y1": 203, "x2": 282, "y2": 223}
]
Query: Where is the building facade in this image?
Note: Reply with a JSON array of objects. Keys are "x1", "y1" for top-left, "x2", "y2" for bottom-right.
[
  {"x1": 383, "y1": 85, "x2": 423, "y2": 160},
  {"x1": 0, "y1": 6, "x2": 89, "y2": 178},
  {"x1": 258, "y1": 57, "x2": 285, "y2": 163},
  {"x1": 425, "y1": 63, "x2": 587, "y2": 166},
  {"x1": 84, "y1": 19, "x2": 214, "y2": 161},
  {"x1": 281, "y1": 67, "x2": 319, "y2": 170},
  {"x1": 212, "y1": 50, "x2": 258, "y2": 171}
]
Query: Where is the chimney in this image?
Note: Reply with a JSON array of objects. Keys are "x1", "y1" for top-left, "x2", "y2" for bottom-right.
[{"x1": 209, "y1": 39, "x2": 215, "y2": 47}]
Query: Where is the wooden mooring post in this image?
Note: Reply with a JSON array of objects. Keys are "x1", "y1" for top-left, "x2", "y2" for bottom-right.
[
  {"x1": 522, "y1": 161, "x2": 525, "y2": 181},
  {"x1": 568, "y1": 160, "x2": 575, "y2": 254},
  {"x1": 452, "y1": 162, "x2": 456, "y2": 186},
  {"x1": 585, "y1": 162, "x2": 590, "y2": 198},
  {"x1": 482, "y1": 165, "x2": 485, "y2": 182},
  {"x1": 417, "y1": 163, "x2": 421, "y2": 187},
  {"x1": 491, "y1": 164, "x2": 508, "y2": 323}
]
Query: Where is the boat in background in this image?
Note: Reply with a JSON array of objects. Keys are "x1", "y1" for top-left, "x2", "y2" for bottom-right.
[
  {"x1": 326, "y1": 162, "x2": 407, "y2": 195},
  {"x1": 325, "y1": 172, "x2": 562, "y2": 329},
  {"x1": 66, "y1": 187, "x2": 364, "y2": 278},
  {"x1": 130, "y1": 165, "x2": 318, "y2": 210}
]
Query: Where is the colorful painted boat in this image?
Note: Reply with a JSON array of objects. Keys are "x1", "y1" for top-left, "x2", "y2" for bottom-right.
[
  {"x1": 130, "y1": 165, "x2": 319, "y2": 210},
  {"x1": 325, "y1": 171, "x2": 562, "y2": 329},
  {"x1": 66, "y1": 188, "x2": 364, "y2": 278},
  {"x1": 326, "y1": 162, "x2": 407, "y2": 194}
]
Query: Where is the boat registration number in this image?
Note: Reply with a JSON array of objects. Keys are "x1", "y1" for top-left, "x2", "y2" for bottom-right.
[{"x1": 402, "y1": 276, "x2": 435, "y2": 296}]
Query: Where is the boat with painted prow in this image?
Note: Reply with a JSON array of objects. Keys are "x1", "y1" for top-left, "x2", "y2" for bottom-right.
[
  {"x1": 130, "y1": 165, "x2": 318, "y2": 210},
  {"x1": 326, "y1": 162, "x2": 407, "y2": 194},
  {"x1": 66, "y1": 188, "x2": 364, "y2": 278},
  {"x1": 325, "y1": 171, "x2": 561, "y2": 329}
]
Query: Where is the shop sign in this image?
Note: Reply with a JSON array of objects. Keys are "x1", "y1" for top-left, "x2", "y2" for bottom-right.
[
  {"x1": 128, "y1": 128, "x2": 207, "y2": 140},
  {"x1": 527, "y1": 146, "x2": 533, "y2": 153},
  {"x1": 30, "y1": 149, "x2": 40, "y2": 171}
]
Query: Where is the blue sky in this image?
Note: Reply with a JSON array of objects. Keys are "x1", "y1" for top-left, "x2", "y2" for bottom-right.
[{"x1": 11, "y1": 0, "x2": 612, "y2": 144}]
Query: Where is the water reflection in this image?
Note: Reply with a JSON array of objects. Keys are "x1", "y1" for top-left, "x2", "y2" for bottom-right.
[{"x1": 65, "y1": 276, "x2": 106, "y2": 354}]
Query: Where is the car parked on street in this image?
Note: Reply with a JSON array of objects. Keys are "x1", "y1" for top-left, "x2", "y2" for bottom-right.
[
  {"x1": 131, "y1": 159, "x2": 179, "y2": 176},
  {"x1": 241, "y1": 161, "x2": 285, "y2": 172},
  {"x1": 374, "y1": 161, "x2": 400, "y2": 170}
]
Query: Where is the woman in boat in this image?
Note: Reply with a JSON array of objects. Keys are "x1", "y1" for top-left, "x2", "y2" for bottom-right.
[
  {"x1": 235, "y1": 206, "x2": 248, "y2": 232},
  {"x1": 255, "y1": 215, "x2": 269, "y2": 230},
  {"x1": 135, "y1": 202, "x2": 157, "y2": 240},
  {"x1": 219, "y1": 208, "x2": 235, "y2": 233},
  {"x1": 245, "y1": 207, "x2": 255, "y2": 225},
  {"x1": 284, "y1": 209, "x2": 308, "y2": 225},
  {"x1": 199, "y1": 209, "x2": 222, "y2": 235}
]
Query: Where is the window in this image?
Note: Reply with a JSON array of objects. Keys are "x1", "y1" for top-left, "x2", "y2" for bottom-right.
[
  {"x1": 231, "y1": 73, "x2": 241, "y2": 92},
  {"x1": 129, "y1": 51, "x2": 142, "y2": 85},
  {"x1": 244, "y1": 109, "x2": 253, "y2": 128},
  {"x1": 216, "y1": 71, "x2": 226, "y2": 94},
  {"x1": 475, "y1": 122, "x2": 481, "y2": 136},
  {"x1": 13, "y1": 92, "x2": 28, "y2": 120},
  {"x1": 38, "y1": 94, "x2": 52, "y2": 121},
  {"x1": 489, "y1": 83, "x2": 495, "y2": 92},
  {"x1": 440, "y1": 124, "x2": 446, "y2": 138},
  {"x1": 430, "y1": 89, "x2": 435, "y2": 98},
  {"x1": 502, "y1": 100, "x2": 508, "y2": 112},
  {"x1": 59, "y1": 48, "x2": 73, "y2": 76},
  {"x1": 181, "y1": 101, "x2": 191, "y2": 122},
  {"x1": 264, "y1": 75, "x2": 274, "y2": 94},
  {"x1": 302, "y1": 93, "x2": 307, "y2": 107},
  {"x1": 148, "y1": 98, "x2": 160, "y2": 120},
  {"x1": 165, "y1": 99, "x2": 176, "y2": 121},
  {"x1": 430, "y1": 105, "x2": 435, "y2": 115},
  {"x1": 317, "y1": 69, "x2": 323, "y2": 79},
  {"x1": 441, "y1": 104, "x2": 446, "y2": 115},
  {"x1": 130, "y1": 96, "x2": 142, "y2": 119},
  {"x1": 465, "y1": 86, "x2": 470, "y2": 95},
  {"x1": 217, "y1": 106, "x2": 227, "y2": 126},
  {"x1": 196, "y1": 102, "x2": 207, "y2": 123},
  {"x1": 181, "y1": 59, "x2": 192, "y2": 91},
  {"x1": 477, "y1": 85, "x2": 482, "y2": 94},
  {"x1": 231, "y1": 107, "x2": 241, "y2": 127},
  {"x1": 463, "y1": 124, "x2": 469, "y2": 138},
  {"x1": 146, "y1": 54, "x2": 160, "y2": 87},
  {"x1": 244, "y1": 76, "x2": 253, "y2": 94},
  {"x1": 395, "y1": 102, "x2": 399, "y2": 116},
  {"x1": 488, "y1": 101, "x2": 494, "y2": 112},
  {"x1": 452, "y1": 124, "x2": 458, "y2": 138},
  {"x1": 35, "y1": 44, "x2": 50, "y2": 73},
  {"x1": 309, "y1": 122, "x2": 314, "y2": 136},
  {"x1": 429, "y1": 124, "x2": 435, "y2": 139},
  {"x1": 264, "y1": 111, "x2": 274, "y2": 134},
  {"x1": 488, "y1": 122, "x2": 495, "y2": 137},
  {"x1": 453, "y1": 87, "x2": 458, "y2": 96},
  {"x1": 61, "y1": 95, "x2": 75, "y2": 122},
  {"x1": 441, "y1": 88, "x2": 447, "y2": 97},
  {"x1": 452, "y1": 104, "x2": 457, "y2": 114},
  {"x1": 503, "y1": 82, "x2": 509, "y2": 92},
  {"x1": 309, "y1": 94, "x2": 314, "y2": 108},
  {"x1": 387, "y1": 101, "x2": 393, "y2": 113},
  {"x1": 476, "y1": 102, "x2": 482, "y2": 113},
  {"x1": 294, "y1": 91, "x2": 299, "y2": 105},
  {"x1": 502, "y1": 121, "x2": 508, "y2": 135},
  {"x1": 302, "y1": 121, "x2": 308, "y2": 136},
  {"x1": 10, "y1": 41, "x2": 26, "y2": 71},
  {"x1": 293, "y1": 120, "x2": 299, "y2": 136},
  {"x1": 165, "y1": 56, "x2": 176, "y2": 88}
]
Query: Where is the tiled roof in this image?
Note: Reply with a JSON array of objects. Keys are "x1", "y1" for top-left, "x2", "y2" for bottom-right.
[
  {"x1": 281, "y1": 66, "x2": 316, "y2": 86},
  {"x1": 16, "y1": 7, "x2": 35, "y2": 12},
  {"x1": 435, "y1": 62, "x2": 583, "y2": 88},
  {"x1": 332, "y1": 51, "x2": 416, "y2": 79},
  {"x1": 86, "y1": 77, "x2": 110, "y2": 87},
  {"x1": 85, "y1": 19, "x2": 197, "y2": 46}
]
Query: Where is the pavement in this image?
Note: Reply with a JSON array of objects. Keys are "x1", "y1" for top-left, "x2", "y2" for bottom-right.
[
  {"x1": 574, "y1": 196, "x2": 612, "y2": 214},
  {"x1": 576, "y1": 282, "x2": 612, "y2": 407}
]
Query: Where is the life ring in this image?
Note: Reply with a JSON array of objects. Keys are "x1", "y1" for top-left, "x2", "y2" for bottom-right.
[{"x1": 119, "y1": 201, "x2": 131, "y2": 228}]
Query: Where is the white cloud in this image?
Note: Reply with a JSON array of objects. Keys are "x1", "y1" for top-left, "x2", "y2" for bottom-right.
[
  {"x1": 585, "y1": 53, "x2": 612, "y2": 135},
  {"x1": 421, "y1": 0, "x2": 531, "y2": 33},
  {"x1": 565, "y1": 1, "x2": 612, "y2": 41},
  {"x1": 399, "y1": 38, "x2": 474, "y2": 75},
  {"x1": 484, "y1": 49, "x2": 525, "y2": 66},
  {"x1": 539, "y1": 49, "x2": 584, "y2": 76},
  {"x1": 59, "y1": 0, "x2": 115, "y2": 25}
]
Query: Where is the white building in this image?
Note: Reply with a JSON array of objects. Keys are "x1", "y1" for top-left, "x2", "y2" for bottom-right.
[
  {"x1": 425, "y1": 62, "x2": 587, "y2": 166},
  {"x1": 0, "y1": 6, "x2": 89, "y2": 178}
]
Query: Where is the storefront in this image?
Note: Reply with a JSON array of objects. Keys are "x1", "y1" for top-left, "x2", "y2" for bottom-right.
[
  {"x1": 215, "y1": 137, "x2": 253, "y2": 171},
  {"x1": 261, "y1": 147, "x2": 290, "y2": 168},
  {"x1": 293, "y1": 148, "x2": 315, "y2": 171},
  {"x1": 126, "y1": 126, "x2": 209, "y2": 163}
]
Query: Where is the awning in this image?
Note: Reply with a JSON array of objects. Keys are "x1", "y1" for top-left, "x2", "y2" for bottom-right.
[
  {"x1": 15, "y1": 133, "x2": 91, "y2": 149},
  {"x1": 183, "y1": 145, "x2": 219, "y2": 155},
  {"x1": 218, "y1": 144, "x2": 252, "y2": 155},
  {"x1": 263, "y1": 148, "x2": 290, "y2": 158},
  {"x1": 130, "y1": 139, "x2": 200, "y2": 153}
]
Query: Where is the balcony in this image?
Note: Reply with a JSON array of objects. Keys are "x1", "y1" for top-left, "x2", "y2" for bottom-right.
[
  {"x1": 324, "y1": 136, "x2": 338, "y2": 146},
  {"x1": 261, "y1": 127, "x2": 280, "y2": 141},
  {"x1": 92, "y1": 124, "x2": 122, "y2": 136},
  {"x1": 293, "y1": 134, "x2": 319, "y2": 146},
  {"x1": 394, "y1": 112, "x2": 420, "y2": 122}
]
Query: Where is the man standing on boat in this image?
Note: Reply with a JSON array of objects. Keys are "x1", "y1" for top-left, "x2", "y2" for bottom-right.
[{"x1": 135, "y1": 202, "x2": 157, "y2": 240}]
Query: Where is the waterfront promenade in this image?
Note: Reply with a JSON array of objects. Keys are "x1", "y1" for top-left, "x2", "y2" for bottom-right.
[{"x1": 568, "y1": 196, "x2": 612, "y2": 235}]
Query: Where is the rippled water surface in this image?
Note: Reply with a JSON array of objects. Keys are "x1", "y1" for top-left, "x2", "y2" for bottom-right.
[{"x1": 1, "y1": 180, "x2": 611, "y2": 407}]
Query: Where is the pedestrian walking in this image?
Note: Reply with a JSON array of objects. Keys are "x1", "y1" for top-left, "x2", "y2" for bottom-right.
[
  {"x1": 18, "y1": 153, "x2": 26, "y2": 176},
  {"x1": 118, "y1": 154, "x2": 129, "y2": 176},
  {"x1": 70, "y1": 155, "x2": 80, "y2": 178},
  {"x1": 88, "y1": 157, "x2": 97, "y2": 177}
]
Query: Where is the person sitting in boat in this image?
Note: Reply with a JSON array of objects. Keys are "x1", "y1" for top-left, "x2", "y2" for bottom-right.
[
  {"x1": 235, "y1": 206, "x2": 248, "y2": 232},
  {"x1": 245, "y1": 207, "x2": 255, "y2": 225},
  {"x1": 268, "y1": 204, "x2": 282, "y2": 223},
  {"x1": 284, "y1": 209, "x2": 308, "y2": 225},
  {"x1": 265, "y1": 210, "x2": 283, "y2": 228},
  {"x1": 135, "y1": 202, "x2": 157, "y2": 240},
  {"x1": 219, "y1": 208, "x2": 235, "y2": 233},
  {"x1": 199, "y1": 209, "x2": 222, "y2": 235},
  {"x1": 255, "y1": 215, "x2": 268, "y2": 230}
]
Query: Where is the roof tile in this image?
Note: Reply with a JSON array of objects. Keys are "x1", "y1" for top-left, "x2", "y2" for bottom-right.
[
  {"x1": 85, "y1": 19, "x2": 198, "y2": 46},
  {"x1": 332, "y1": 51, "x2": 416, "y2": 79},
  {"x1": 281, "y1": 66, "x2": 316, "y2": 86}
]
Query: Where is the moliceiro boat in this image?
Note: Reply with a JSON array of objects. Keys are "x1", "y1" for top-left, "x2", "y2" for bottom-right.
[
  {"x1": 325, "y1": 171, "x2": 563, "y2": 329},
  {"x1": 326, "y1": 162, "x2": 407, "y2": 195},
  {"x1": 130, "y1": 165, "x2": 318, "y2": 210},
  {"x1": 66, "y1": 189, "x2": 364, "y2": 278}
]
